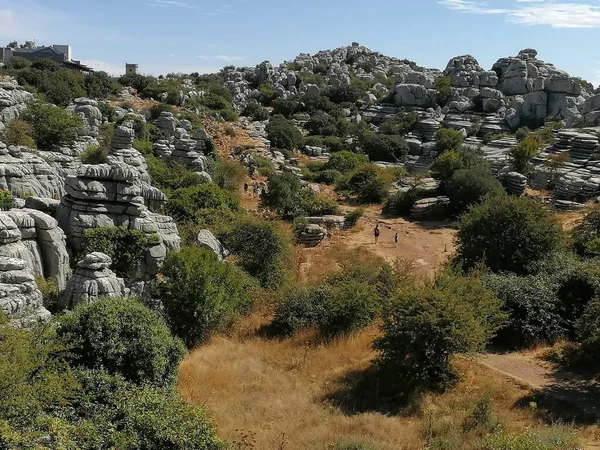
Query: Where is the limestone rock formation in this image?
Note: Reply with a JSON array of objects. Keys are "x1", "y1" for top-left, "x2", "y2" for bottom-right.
[
  {"x1": 410, "y1": 197, "x2": 450, "y2": 220},
  {"x1": 0, "y1": 210, "x2": 70, "y2": 290},
  {"x1": 0, "y1": 80, "x2": 33, "y2": 133},
  {"x1": 59, "y1": 252, "x2": 128, "y2": 309},
  {"x1": 0, "y1": 257, "x2": 51, "y2": 326},
  {"x1": 195, "y1": 229, "x2": 229, "y2": 261},
  {"x1": 296, "y1": 224, "x2": 327, "y2": 247},
  {"x1": 0, "y1": 141, "x2": 65, "y2": 199},
  {"x1": 66, "y1": 98, "x2": 103, "y2": 137},
  {"x1": 106, "y1": 124, "x2": 150, "y2": 182},
  {"x1": 56, "y1": 163, "x2": 180, "y2": 287}
]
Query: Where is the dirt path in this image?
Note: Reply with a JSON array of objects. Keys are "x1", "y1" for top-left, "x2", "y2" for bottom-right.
[{"x1": 478, "y1": 352, "x2": 600, "y2": 423}]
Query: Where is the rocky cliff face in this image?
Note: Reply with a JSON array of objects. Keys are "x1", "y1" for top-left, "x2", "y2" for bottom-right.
[
  {"x1": 0, "y1": 257, "x2": 50, "y2": 327},
  {"x1": 0, "y1": 80, "x2": 33, "y2": 133}
]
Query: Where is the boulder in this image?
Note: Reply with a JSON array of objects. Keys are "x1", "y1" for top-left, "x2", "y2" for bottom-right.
[
  {"x1": 59, "y1": 252, "x2": 128, "y2": 309},
  {"x1": 195, "y1": 230, "x2": 229, "y2": 261}
]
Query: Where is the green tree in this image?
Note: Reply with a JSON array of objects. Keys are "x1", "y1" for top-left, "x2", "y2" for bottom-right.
[
  {"x1": 58, "y1": 297, "x2": 185, "y2": 388},
  {"x1": 572, "y1": 207, "x2": 600, "y2": 257},
  {"x1": 84, "y1": 70, "x2": 120, "y2": 99},
  {"x1": 456, "y1": 195, "x2": 564, "y2": 275},
  {"x1": 509, "y1": 135, "x2": 542, "y2": 174},
  {"x1": 375, "y1": 283, "x2": 495, "y2": 396},
  {"x1": 435, "y1": 128, "x2": 464, "y2": 153},
  {"x1": 361, "y1": 134, "x2": 409, "y2": 162},
  {"x1": 221, "y1": 218, "x2": 292, "y2": 289},
  {"x1": 261, "y1": 172, "x2": 303, "y2": 219},
  {"x1": 431, "y1": 147, "x2": 490, "y2": 186},
  {"x1": 324, "y1": 151, "x2": 369, "y2": 173},
  {"x1": 446, "y1": 166, "x2": 505, "y2": 214},
  {"x1": 157, "y1": 247, "x2": 256, "y2": 347},
  {"x1": 336, "y1": 163, "x2": 395, "y2": 204},
  {"x1": 166, "y1": 184, "x2": 240, "y2": 222},
  {"x1": 265, "y1": 115, "x2": 304, "y2": 150},
  {"x1": 434, "y1": 76, "x2": 452, "y2": 105},
  {"x1": 22, "y1": 102, "x2": 82, "y2": 149}
]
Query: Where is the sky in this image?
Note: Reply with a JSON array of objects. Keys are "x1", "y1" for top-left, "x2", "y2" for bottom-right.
[{"x1": 2, "y1": 0, "x2": 600, "y2": 86}]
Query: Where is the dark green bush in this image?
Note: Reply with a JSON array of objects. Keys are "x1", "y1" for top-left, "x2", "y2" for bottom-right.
[
  {"x1": 22, "y1": 102, "x2": 82, "y2": 149},
  {"x1": 149, "y1": 103, "x2": 176, "y2": 121},
  {"x1": 265, "y1": 115, "x2": 304, "y2": 150},
  {"x1": 456, "y1": 196, "x2": 564, "y2": 275},
  {"x1": 446, "y1": 166, "x2": 505, "y2": 214},
  {"x1": 241, "y1": 101, "x2": 270, "y2": 121},
  {"x1": 84, "y1": 71, "x2": 120, "y2": 99},
  {"x1": 434, "y1": 76, "x2": 452, "y2": 105},
  {"x1": 305, "y1": 111, "x2": 339, "y2": 136},
  {"x1": 572, "y1": 207, "x2": 600, "y2": 257},
  {"x1": 79, "y1": 144, "x2": 108, "y2": 164},
  {"x1": 375, "y1": 274, "x2": 503, "y2": 396},
  {"x1": 210, "y1": 159, "x2": 247, "y2": 193},
  {"x1": 435, "y1": 128, "x2": 464, "y2": 153},
  {"x1": 81, "y1": 227, "x2": 159, "y2": 278},
  {"x1": 325, "y1": 84, "x2": 363, "y2": 104},
  {"x1": 167, "y1": 184, "x2": 240, "y2": 222},
  {"x1": 272, "y1": 285, "x2": 331, "y2": 335},
  {"x1": 572, "y1": 298, "x2": 600, "y2": 373},
  {"x1": 380, "y1": 110, "x2": 419, "y2": 136},
  {"x1": 147, "y1": 155, "x2": 205, "y2": 193},
  {"x1": 325, "y1": 150, "x2": 369, "y2": 173},
  {"x1": 484, "y1": 272, "x2": 565, "y2": 348},
  {"x1": 431, "y1": 147, "x2": 490, "y2": 186},
  {"x1": 221, "y1": 218, "x2": 292, "y2": 289},
  {"x1": 361, "y1": 134, "x2": 409, "y2": 162},
  {"x1": 336, "y1": 164, "x2": 395, "y2": 204},
  {"x1": 510, "y1": 135, "x2": 542, "y2": 174},
  {"x1": 157, "y1": 247, "x2": 256, "y2": 347},
  {"x1": 58, "y1": 297, "x2": 185, "y2": 388},
  {"x1": 344, "y1": 208, "x2": 364, "y2": 227}
]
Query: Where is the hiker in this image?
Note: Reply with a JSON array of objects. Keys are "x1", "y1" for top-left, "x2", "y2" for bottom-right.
[
  {"x1": 243, "y1": 182, "x2": 249, "y2": 196},
  {"x1": 374, "y1": 223, "x2": 380, "y2": 244},
  {"x1": 394, "y1": 231, "x2": 399, "y2": 248}
]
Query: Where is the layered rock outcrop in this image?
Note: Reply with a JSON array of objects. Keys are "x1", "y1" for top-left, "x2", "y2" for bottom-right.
[
  {"x1": 195, "y1": 230, "x2": 229, "y2": 261},
  {"x1": 0, "y1": 80, "x2": 33, "y2": 133},
  {"x1": 0, "y1": 257, "x2": 50, "y2": 326},
  {"x1": 59, "y1": 252, "x2": 128, "y2": 309},
  {"x1": 66, "y1": 98, "x2": 103, "y2": 137}
]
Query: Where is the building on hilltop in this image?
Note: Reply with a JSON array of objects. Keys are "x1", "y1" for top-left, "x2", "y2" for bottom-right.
[
  {"x1": 125, "y1": 63, "x2": 138, "y2": 75},
  {"x1": 1, "y1": 44, "x2": 93, "y2": 73}
]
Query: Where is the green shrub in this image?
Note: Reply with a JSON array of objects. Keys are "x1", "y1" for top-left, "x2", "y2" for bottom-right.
[
  {"x1": 265, "y1": 115, "x2": 304, "y2": 150},
  {"x1": 84, "y1": 71, "x2": 120, "y2": 99},
  {"x1": 325, "y1": 150, "x2": 369, "y2": 173},
  {"x1": 323, "y1": 135, "x2": 345, "y2": 152},
  {"x1": 361, "y1": 134, "x2": 409, "y2": 162},
  {"x1": 221, "y1": 219, "x2": 292, "y2": 289},
  {"x1": 133, "y1": 138, "x2": 153, "y2": 155},
  {"x1": 344, "y1": 208, "x2": 364, "y2": 227},
  {"x1": 435, "y1": 128, "x2": 464, "y2": 153},
  {"x1": 484, "y1": 272, "x2": 565, "y2": 348},
  {"x1": 305, "y1": 111, "x2": 339, "y2": 136},
  {"x1": 34, "y1": 276, "x2": 59, "y2": 313},
  {"x1": 572, "y1": 207, "x2": 600, "y2": 257},
  {"x1": 484, "y1": 428, "x2": 578, "y2": 450},
  {"x1": 22, "y1": 102, "x2": 82, "y2": 150},
  {"x1": 299, "y1": 189, "x2": 340, "y2": 216},
  {"x1": 515, "y1": 126, "x2": 531, "y2": 142},
  {"x1": 58, "y1": 297, "x2": 185, "y2": 388},
  {"x1": 257, "y1": 83, "x2": 277, "y2": 106},
  {"x1": 572, "y1": 297, "x2": 600, "y2": 373},
  {"x1": 147, "y1": 155, "x2": 204, "y2": 193},
  {"x1": 375, "y1": 276, "x2": 501, "y2": 397},
  {"x1": 250, "y1": 155, "x2": 275, "y2": 177},
  {"x1": 384, "y1": 187, "x2": 430, "y2": 216},
  {"x1": 241, "y1": 101, "x2": 270, "y2": 121},
  {"x1": 157, "y1": 247, "x2": 256, "y2": 347},
  {"x1": 456, "y1": 196, "x2": 564, "y2": 274},
  {"x1": 272, "y1": 285, "x2": 331, "y2": 335},
  {"x1": 446, "y1": 167, "x2": 505, "y2": 214},
  {"x1": 81, "y1": 227, "x2": 159, "y2": 278},
  {"x1": 431, "y1": 147, "x2": 490, "y2": 186},
  {"x1": 79, "y1": 144, "x2": 108, "y2": 164},
  {"x1": 0, "y1": 190, "x2": 14, "y2": 211},
  {"x1": 314, "y1": 169, "x2": 341, "y2": 184},
  {"x1": 148, "y1": 103, "x2": 176, "y2": 121},
  {"x1": 510, "y1": 135, "x2": 542, "y2": 174},
  {"x1": 336, "y1": 164, "x2": 395, "y2": 204},
  {"x1": 325, "y1": 84, "x2": 363, "y2": 104},
  {"x1": 381, "y1": 110, "x2": 420, "y2": 136},
  {"x1": 3, "y1": 119, "x2": 36, "y2": 148},
  {"x1": 210, "y1": 159, "x2": 247, "y2": 193},
  {"x1": 434, "y1": 76, "x2": 452, "y2": 105},
  {"x1": 167, "y1": 184, "x2": 240, "y2": 222}
]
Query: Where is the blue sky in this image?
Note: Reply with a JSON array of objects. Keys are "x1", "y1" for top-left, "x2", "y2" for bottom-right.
[{"x1": 2, "y1": 0, "x2": 600, "y2": 85}]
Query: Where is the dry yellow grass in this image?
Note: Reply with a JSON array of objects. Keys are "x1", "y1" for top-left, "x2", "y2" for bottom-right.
[{"x1": 178, "y1": 317, "x2": 600, "y2": 450}]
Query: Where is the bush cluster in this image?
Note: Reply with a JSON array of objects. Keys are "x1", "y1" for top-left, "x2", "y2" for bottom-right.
[
  {"x1": 21, "y1": 101, "x2": 82, "y2": 149},
  {"x1": 336, "y1": 163, "x2": 397, "y2": 204},
  {"x1": 265, "y1": 115, "x2": 304, "y2": 150}
]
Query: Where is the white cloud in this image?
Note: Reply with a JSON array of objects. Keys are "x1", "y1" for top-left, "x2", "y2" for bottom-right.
[
  {"x1": 440, "y1": 0, "x2": 600, "y2": 28},
  {"x1": 80, "y1": 60, "x2": 124, "y2": 76},
  {"x1": 215, "y1": 55, "x2": 243, "y2": 62}
]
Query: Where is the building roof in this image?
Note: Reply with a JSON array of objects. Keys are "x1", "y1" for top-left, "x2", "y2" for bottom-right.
[
  {"x1": 12, "y1": 46, "x2": 63, "y2": 55},
  {"x1": 63, "y1": 60, "x2": 93, "y2": 72}
]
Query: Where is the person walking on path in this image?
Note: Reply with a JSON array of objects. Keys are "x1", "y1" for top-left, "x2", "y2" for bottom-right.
[
  {"x1": 243, "y1": 182, "x2": 249, "y2": 196},
  {"x1": 394, "y1": 231, "x2": 399, "y2": 248},
  {"x1": 374, "y1": 223, "x2": 380, "y2": 244}
]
